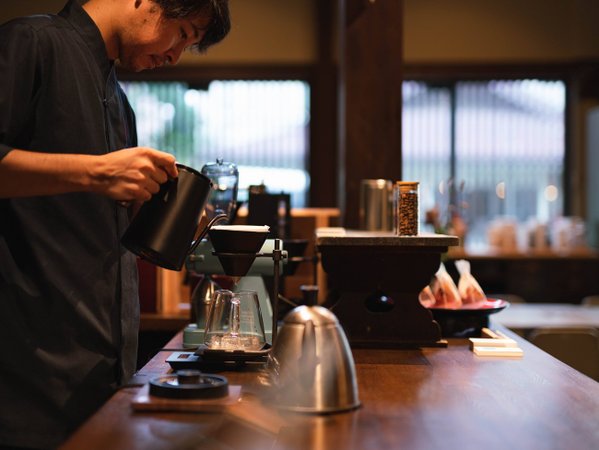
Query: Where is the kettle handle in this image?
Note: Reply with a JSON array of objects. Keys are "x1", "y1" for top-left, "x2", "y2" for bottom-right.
[
  {"x1": 188, "y1": 213, "x2": 228, "y2": 255},
  {"x1": 299, "y1": 319, "x2": 318, "y2": 389}
]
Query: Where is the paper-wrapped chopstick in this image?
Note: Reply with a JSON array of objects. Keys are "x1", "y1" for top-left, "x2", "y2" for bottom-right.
[{"x1": 470, "y1": 328, "x2": 523, "y2": 357}]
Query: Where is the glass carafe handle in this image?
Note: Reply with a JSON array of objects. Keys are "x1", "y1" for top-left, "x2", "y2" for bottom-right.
[{"x1": 229, "y1": 296, "x2": 240, "y2": 337}]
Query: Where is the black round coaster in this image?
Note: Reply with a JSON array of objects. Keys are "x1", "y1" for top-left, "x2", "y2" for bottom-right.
[{"x1": 149, "y1": 370, "x2": 229, "y2": 399}]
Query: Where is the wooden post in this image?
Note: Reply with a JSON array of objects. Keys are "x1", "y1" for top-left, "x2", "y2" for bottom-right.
[{"x1": 338, "y1": 0, "x2": 404, "y2": 228}]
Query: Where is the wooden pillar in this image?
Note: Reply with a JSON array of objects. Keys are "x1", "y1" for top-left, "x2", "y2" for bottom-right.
[
  {"x1": 310, "y1": 0, "x2": 338, "y2": 208},
  {"x1": 338, "y1": 0, "x2": 403, "y2": 228}
]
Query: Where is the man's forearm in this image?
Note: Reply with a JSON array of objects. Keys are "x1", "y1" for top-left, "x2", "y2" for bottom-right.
[
  {"x1": 0, "y1": 147, "x2": 178, "y2": 201},
  {"x1": 0, "y1": 149, "x2": 97, "y2": 198}
]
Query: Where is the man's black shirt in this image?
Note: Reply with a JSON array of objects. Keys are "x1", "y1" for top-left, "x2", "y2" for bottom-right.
[{"x1": 0, "y1": 1, "x2": 139, "y2": 447}]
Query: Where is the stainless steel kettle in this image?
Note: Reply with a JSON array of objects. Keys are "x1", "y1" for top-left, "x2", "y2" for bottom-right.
[{"x1": 264, "y1": 305, "x2": 360, "y2": 414}]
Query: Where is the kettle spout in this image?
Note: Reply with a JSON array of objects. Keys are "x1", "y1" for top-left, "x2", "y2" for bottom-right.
[{"x1": 188, "y1": 213, "x2": 229, "y2": 255}]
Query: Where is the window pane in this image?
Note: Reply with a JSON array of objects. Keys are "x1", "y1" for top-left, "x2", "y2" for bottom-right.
[
  {"x1": 121, "y1": 80, "x2": 311, "y2": 207},
  {"x1": 455, "y1": 80, "x2": 565, "y2": 245},
  {"x1": 402, "y1": 79, "x2": 565, "y2": 247},
  {"x1": 402, "y1": 81, "x2": 452, "y2": 221}
]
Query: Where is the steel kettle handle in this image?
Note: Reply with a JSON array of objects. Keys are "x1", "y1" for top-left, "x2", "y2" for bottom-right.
[{"x1": 298, "y1": 319, "x2": 318, "y2": 388}]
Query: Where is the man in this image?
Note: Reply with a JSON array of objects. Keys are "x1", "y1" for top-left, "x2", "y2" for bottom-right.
[{"x1": 0, "y1": 0, "x2": 230, "y2": 448}]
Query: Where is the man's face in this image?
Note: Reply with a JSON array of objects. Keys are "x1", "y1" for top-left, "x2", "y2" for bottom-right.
[{"x1": 118, "y1": 2, "x2": 209, "y2": 72}]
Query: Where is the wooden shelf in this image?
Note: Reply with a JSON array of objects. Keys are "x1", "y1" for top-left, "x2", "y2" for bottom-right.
[
  {"x1": 449, "y1": 246, "x2": 599, "y2": 260},
  {"x1": 444, "y1": 248, "x2": 599, "y2": 303}
]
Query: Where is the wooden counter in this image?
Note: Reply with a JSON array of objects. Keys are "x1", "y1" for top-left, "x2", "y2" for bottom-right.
[{"x1": 61, "y1": 328, "x2": 599, "y2": 450}]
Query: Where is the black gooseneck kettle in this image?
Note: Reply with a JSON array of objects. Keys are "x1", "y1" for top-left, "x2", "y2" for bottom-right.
[{"x1": 121, "y1": 163, "x2": 226, "y2": 271}]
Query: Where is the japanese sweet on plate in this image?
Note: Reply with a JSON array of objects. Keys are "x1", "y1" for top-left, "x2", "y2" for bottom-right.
[
  {"x1": 419, "y1": 260, "x2": 490, "y2": 310},
  {"x1": 429, "y1": 262, "x2": 462, "y2": 309},
  {"x1": 455, "y1": 259, "x2": 486, "y2": 304}
]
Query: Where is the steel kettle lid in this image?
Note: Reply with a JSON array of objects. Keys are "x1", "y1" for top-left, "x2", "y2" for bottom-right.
[{"x1": 283, "y1": 305, "x2": 338, "y2": 326}]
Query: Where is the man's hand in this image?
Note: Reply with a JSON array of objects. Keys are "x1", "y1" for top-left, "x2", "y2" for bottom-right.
[{"x1": 92, "y1": 147, "x2": 178, "y2": 202}]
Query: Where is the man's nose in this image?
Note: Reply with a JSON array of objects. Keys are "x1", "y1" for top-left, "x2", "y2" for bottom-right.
[{"x1": 167, "y1": 42, "x2": 186, "y2": 65}]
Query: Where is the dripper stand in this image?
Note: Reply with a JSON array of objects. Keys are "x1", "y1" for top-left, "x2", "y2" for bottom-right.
[
  {"x1": 171, "y1": 237, "x2": 287, "y2": 370},
  {"x1": 212, "y1": 238, "x2": 287, "y2": 343}
]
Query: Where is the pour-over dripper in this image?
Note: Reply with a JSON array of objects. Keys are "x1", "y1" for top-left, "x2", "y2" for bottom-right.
[
  {"x1": 213, "y1": 254, "x2": 260, "y2": 278},
  {"x1": 209, "y1": 225, "x2": 270, "y2": 277},
  {"x1": 209, "y1": 225, "x2": 270, "y2": 253}
]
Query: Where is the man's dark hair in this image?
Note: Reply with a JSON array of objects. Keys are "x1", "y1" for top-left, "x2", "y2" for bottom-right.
[{"x1": 151, "y1": 0, "x2": 230, "y2": 52}]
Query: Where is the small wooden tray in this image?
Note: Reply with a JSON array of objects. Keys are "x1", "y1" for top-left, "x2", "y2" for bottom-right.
[{"x1": 131, "y1": 384, "x2": 242, "y2": 412}]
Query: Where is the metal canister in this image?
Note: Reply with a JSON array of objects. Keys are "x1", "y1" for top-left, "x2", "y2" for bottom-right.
[
  {"x1": 393, "y1": 181, "x2": 420, "y2": 236},
  {"x1": 359, "y1": 179, "x2": 393, "y2": 231},
  {"x1": 191, "y1": 276, "x2": 220, "y2": 329}
]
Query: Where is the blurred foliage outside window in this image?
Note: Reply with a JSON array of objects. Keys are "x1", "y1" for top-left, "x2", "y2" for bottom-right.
[
  {"x1": 121, "y1": 80, "x2": 311, "y2": 207},
  {"x1": 402, "y1": 79, "x2": 565, "y2": 248}
]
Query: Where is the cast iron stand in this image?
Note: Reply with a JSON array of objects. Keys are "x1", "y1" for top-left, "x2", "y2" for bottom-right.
[{"x1": 253, "y1": 239, "x2": 286, "y2": 343}]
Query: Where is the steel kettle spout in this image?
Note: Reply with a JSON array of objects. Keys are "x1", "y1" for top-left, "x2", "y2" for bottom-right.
[{"x1": 188, "y1": 213, "x2": 228, "y2": 255}]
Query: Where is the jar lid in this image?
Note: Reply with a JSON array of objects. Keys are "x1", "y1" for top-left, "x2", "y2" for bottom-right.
[
  {"x1": 201, "y1": 158, "x2": 239, "y2": 177},
  {"x1": 395, "y1": 181, "x2": 419, "y2": 191}
]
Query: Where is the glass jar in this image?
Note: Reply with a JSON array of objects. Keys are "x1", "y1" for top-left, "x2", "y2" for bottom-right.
[
  {"x1": 393, "y1": 181, "x2": 420, "y2": 236},
  {"x1": 201, "y1": 158, "x2": 239, "y2": 222}
]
